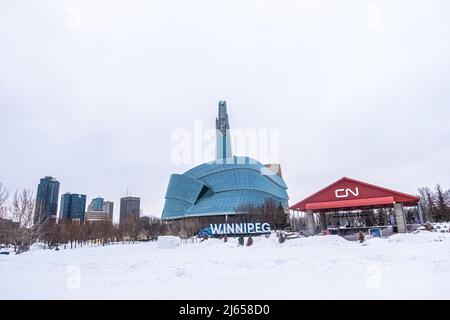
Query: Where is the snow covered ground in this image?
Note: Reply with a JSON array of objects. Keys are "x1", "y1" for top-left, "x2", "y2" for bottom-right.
[{"x1": 1, "y1": 231, "x2": 450, "y2": 300}]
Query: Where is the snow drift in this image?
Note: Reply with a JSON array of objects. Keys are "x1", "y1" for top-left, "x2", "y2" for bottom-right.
[
  {"x1": 1, "y1": 231, "x2": 449, "y2": 299},
  {"x1": 157, "y1": 236, "x2": 181, "y2": 249}
]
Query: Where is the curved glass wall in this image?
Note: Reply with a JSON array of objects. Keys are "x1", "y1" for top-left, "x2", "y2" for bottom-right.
[{"x1": 162, "y1": 156, "x2": 289, "y2": 220}]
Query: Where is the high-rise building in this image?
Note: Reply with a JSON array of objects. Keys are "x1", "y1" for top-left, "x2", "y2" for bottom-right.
[
  {"x1": 90, "y1": 197, "x2": 104, "y2": 211},
  {"x1": 85, "y1": 197, "x2": 114, "y2": 223},
  {"x1": 60, "y1": 193, "x2": 87, "y2": 223},
  {"x1": 119, "y1": 197, "x2": 140, "y2": 225},
  {"x1": 34, "y1": 176, "x2": 60, "y2": 224},
  {"x1": 104, "y1": 201, "x2": 114, "y2": 221},
  {"x1": 215, "y1": 100, "x2": 232, "y2": 160}
]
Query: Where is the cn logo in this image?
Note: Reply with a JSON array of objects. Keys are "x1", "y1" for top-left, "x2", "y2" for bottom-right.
[{"x1": 335, "y1": 187, "x2": 359, "y2": 198}]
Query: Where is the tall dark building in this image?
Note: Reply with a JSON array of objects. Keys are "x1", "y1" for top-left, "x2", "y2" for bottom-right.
[
  {"x1": 60, "y1": 193, "x2": 87, "y2": 223},
  {"x1": 119, "y1": 197, "x2": 140, "y2": 225},
  {"x1": 216, "y1": 100, "x2": 232, "y2": 160},
  {"x1": 34, "y1": 176, "x2": 60, "y2": 224}
]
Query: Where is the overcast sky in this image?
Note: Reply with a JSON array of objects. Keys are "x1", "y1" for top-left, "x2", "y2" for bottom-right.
[{"x1": 1, "y1": 0, "x2": 449, "y2": 221}]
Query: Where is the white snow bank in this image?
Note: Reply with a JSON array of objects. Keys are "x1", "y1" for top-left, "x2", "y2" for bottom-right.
[
  {"x1": 388, "y1": 231, "x2": 450, "y2": 243},
  {"x1": 298, "y1": 234, "x2": 351, "y2": 246},
  {"x1": 29, "y1": 242, "x2": 47, "y2": 251},
  {"x1": 157, "y1": 236, "x2": 181, "y2": 249},
  {"x1": 432, "y1": 223, "x2": 450, "y2": 232},
  {"x1": 365, "y1": 237, "x2": 386, "y2": 245},
  {"x1": 1, "y1": 231, "x2": 449, "y2": 299},
  {"x1": 188, "y1": 233, "x2": 353, "y2": 249},
  {"x1": 416, "y1": 222, "x2": 450, "y2": 232}
]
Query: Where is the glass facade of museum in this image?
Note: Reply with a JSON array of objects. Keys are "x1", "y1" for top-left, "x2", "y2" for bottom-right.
[{"x1": 162, "y1": 156, "x2": 289, "y2": 220}]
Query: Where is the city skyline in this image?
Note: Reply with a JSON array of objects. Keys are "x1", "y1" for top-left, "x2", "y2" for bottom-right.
[
  {"x1": 33, "y1": 176, "x2": 143, "y2": 223},
  {"x1": 52, "y1": 180, "x2": 142, "y2": 223}
]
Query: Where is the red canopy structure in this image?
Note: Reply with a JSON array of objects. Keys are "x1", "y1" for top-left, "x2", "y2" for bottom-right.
[{"x1": 290, "y1": 177, "x2": 421, "y2": 235}]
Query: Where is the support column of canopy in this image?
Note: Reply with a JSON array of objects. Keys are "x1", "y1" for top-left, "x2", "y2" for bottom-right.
[
  {"x1": 417, "y1": 203, "x2": 424, "y2": 224},
  {"x1": 319, "y1": 212, "x2": 328, "y2": 232},
  {"x1": 394, "y1": 202, "x2": 407, "y2": 233},
  {"x1": 306, "y1": 210, "x2": 316, "y2": 236}
]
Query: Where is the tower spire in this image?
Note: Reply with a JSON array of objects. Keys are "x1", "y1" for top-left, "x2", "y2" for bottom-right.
[{"x1": 216, "y1": 100, "x2": 232, "y2": 160}]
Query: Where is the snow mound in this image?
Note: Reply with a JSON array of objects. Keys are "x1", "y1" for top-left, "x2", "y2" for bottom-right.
[
  {"x1": 157, "y1": 236, "x2": 181, "y2": 249},
  {"x1": 365, "y1": 236, "x2": 387, "y2": 246},
  {"x1": 298, "y1": 234, "x2": 351, "y2": 246},
  {"x1": 388, "y1": 231, "x2": 450, "y2": 243},
  {"x1": 432, "y1": 223, "x2": 450, "y2": 232},
  {"x1": 29, "y1": 242, "x2": 46, "y2": 251},
  {"x1": 2, "y1": 230, "x2": 450, "y2": 299},
  {"x1": 196, "y1": 234, "x2": 352, "y2": 248}
]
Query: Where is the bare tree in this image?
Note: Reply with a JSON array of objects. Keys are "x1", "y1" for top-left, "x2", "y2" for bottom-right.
[
  {"x1": 183, "y1": 218, "x2": 200, "y2": 238},
  {"x1": 418, "y1": 185, "x2": 450, "y2": 223},
  {"x1": 120, "y1": 216, "x2": 141, "y2": 242},
  {"x1": 235, "y1": 203, "x2": 259, "y2": 224},
  {"x1": 62, "y1": 220, "x2": 79, "y2": 249},
  {"x1": 167, "y1": 219, "x2": 182, "y2": 237},
  {"x1": 40, "y1": 220, "x2": 58, "y2": 249},
  {"x1": 139, "y1": 216, "x2": 152, "y2": 240},
  {"x1": 235, "y1": 200, "x2": 289, "y2": 231},
  {"x1": 140, "y1": 216, "x2": 166, "y2": 240},
  {"x1": 149, "y1": 217, "x2": 163, "y2": 240},
  {"x1": 0, "y1": 183, "x2": 9, "y2": 219},
  {"x1": 96, "y1": 221, "x2": 114, "y2": 245},
  {"x1": 446, "y1": 189, "x2": 450, "y2": 220},
  {"x1": 9, "y1": 189, "x2": 35, "y2": 252},
  {"x1": 0, "y1": 183, "x2": 11, "y2": 245},
  {"x1": 418, "y1": 187, "x2": 436, "y2": 222}
]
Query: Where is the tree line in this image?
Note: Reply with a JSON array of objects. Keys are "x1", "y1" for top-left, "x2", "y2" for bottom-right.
[
  {"x1": 234, "y1": 198, "x2": 290, "y2": 230},
  {"x1": 418, "y1": 184, "x2": 450, "y2": 222},
  {"x1": 0, "y1": 183, "x2": 172, "y2": 252},
  {"x1": 1, "y1": 182, "x2": 292, "y2": 251},
  {"x1": 2, "y1": 181, "x2": 448, "y2": 251}
]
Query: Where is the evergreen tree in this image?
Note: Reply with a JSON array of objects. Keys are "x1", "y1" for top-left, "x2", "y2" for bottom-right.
[
  {"x1": 377, "y1": 208, "x2": 387, "y2": 226},
  {"x1": 358, "y1": 230, "x2": 365, "y2": 243},
  {"x1": 278, "y1": 203, "x2": 290, "y2": 230},
  {"x1": 435, "y1": 184, "x2": 449, "y2": 222},
  {"x1": 406, "y1": 208, "x2": 418, "y2": 224},
  {"x1": 362, "y1": 209, "x2": 376, "y2": 227}
]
